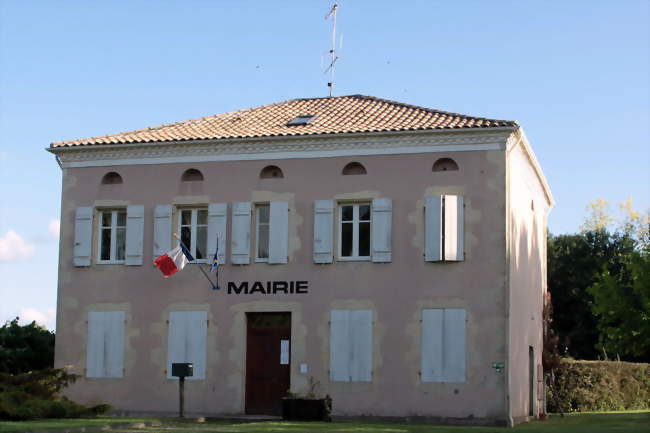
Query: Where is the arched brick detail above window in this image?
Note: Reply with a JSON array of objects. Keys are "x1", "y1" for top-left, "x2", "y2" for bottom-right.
[
  {"x1": 342, "y1": 162, "x2": 367, "y2": 175},
  {"x1": 260, "y1": 165, "x2": 284, "y2": 179},
  {"x1": 432, "y1": 158, "x2": 459, "y2": 172},
  {"x1": 101, "y1": 172, "x2": 123, "y2": 184},
  {"x1": 181, "y1": 168, "x2": 204, "y2": 182}
]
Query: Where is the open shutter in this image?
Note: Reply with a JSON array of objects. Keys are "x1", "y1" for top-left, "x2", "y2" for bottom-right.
[
  {"x1": 371, "y1": 198, "x2": 392, "y2": 262},
  {"x1": 350, "y1": 310, "x2": 373, "y2": 382},
  {"x1": 167, "y1": 311, "x2": 207, "y2": 380},
  {"x1": 104, "y1": 311, "x2": 125, "y2": 377},
  {"x1": 444, "y1": 195, "x2": 464, "y2": 261},
  {"x1": 125, "y1": 205, "x2": 144, "y2": 265},
  {"x1": 74, "y1": 207, "x2": 93, "y2": 266},
  {"x1": 86, "y1": 312, "x2": 105, "y2": 377},
  {"x1": 313, "y1": 200, "x2": 334, "y2": 263},
  {"x1": 421, "y1": 308, "x2": 466, "y2": 383},
  {"x1": 207, "y1": 203, "x2": 227, "y2": 265},
  {"x1": 153, "y1": 205, "x2": 172, "y2": 258},
  {"x1": 424, "y1": 196, "x2": 443, "y2": 262},
  {"x1": 330, "y1": 310, "x2": 351, "y2": 382},
  {"x1": 268, "y1": 201, "x2": 289, "y2": 264},
  {"x1": 231, "y1": 202, "x2": 251, "y2": 264}
]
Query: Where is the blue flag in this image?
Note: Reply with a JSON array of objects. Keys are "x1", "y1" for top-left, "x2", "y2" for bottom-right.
[{"x1": 210, "y1": 235, "x2": 219, "y2": 273}]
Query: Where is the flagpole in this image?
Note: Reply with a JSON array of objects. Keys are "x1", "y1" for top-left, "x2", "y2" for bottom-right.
[{"x1": 173, "y1": 233, "x2": 217, "y2": 290}]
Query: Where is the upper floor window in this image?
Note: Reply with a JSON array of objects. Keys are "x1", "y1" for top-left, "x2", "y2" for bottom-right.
[
  {"x1": 101, "y1": 172, "x2": 123, "y2": 184},
  {"x1": 342, "y1": 162, "x2": 367, "y2": 175},
  {"x1": 181, "y1": 168, "x2": 204, "y2": 182},
  {"x1": 255, "y1": 204, "x2": 270, "y2": 262},
  {"x1": 260, "y1": 165, "x2": 284, "y2": 179},
  {"x1": 339, "y1": 203, "x2": 371, "y2": 260},
  {"x1": 179, "y1": 208, "x2": 207, "y2": 261},
  {"x1": 98, "y1": 209, "x2": 126, "y2": 263},
  {"x1": 432, "y1": 158, "x2": 459, "y2": 172}
]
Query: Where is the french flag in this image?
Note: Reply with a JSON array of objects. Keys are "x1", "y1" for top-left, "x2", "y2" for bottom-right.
[{"x1": 153, "y1": 244, "x2": 194, "y2": 277}]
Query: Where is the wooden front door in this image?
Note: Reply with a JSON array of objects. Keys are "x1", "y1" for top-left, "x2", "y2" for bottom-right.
[{"x1": 245, "y1": 312, "x2": 291, "y2": 415}]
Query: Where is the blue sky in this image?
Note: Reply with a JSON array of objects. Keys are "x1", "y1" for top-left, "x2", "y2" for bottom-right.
[{"x1": 1, "y1": 0, "x2": 648, "y2": 330}]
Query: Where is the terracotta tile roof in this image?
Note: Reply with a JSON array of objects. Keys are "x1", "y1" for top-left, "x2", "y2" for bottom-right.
[{"x1": 51, "y1": 94, "x2": 517, "y2": 147}]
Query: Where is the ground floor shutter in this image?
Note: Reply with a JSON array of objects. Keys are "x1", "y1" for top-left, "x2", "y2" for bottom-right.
[
  {"x1": 86, "y1": 311, "x2": 125, "y2": 378},
  {"x1": 330, "y1": 309, "x2": 373, "y2": 382},
  {"x1": 421, "y1": 308, "x2": 466, "y2": 383},
  {"x1": 167, "y1": 311, "x2": 208, "y2": 380}
]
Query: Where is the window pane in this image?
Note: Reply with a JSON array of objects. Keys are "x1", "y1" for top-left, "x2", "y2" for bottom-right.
[
  {"x1": 258, "y1": 225, "x2": 269, "y2": 259},
  {"x1": 102, "y1": 212, "x2": 111, "y2": 227},
  {"x1": 117, "y1": 211, "x2": 127, "y2": 227},
  {"x1": 181, "y1": 210, "x2": 191, "y2": 226},
  {"x1": 359, "y1": 222, "x2": 370, "y2": 256},
  {"x1": 258, "y1": 205, "x2": 269, "y2": 224},
  {"x1": 341, "y1": 205, "x2": 353, "y2": 221},
  {"x1": 116, "y1": 228, "x2": 126, "y2": 260},
  {"x1": 196, "y1": 226, "x2": 207, "y2": 259},
  {"x1": 359, "y1": 205, "x2": 370, "y2": 221},
  {"x1": 197, "y1": 209, "x2": 207, "y2": 225},
  {"x1": 181, "y1": 226, "x2": 192, "y2": 253},
  {"x1": 341, "y1": 222, "x2": 353, "y2": 257},
  {"x1": 101, "y1": 228, "x2": 111, "y2": 260}
]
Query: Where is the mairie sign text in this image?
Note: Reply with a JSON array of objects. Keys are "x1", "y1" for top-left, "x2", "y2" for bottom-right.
[{"x1": 227, "y1": 281, "x2": 308, "y2": 295}]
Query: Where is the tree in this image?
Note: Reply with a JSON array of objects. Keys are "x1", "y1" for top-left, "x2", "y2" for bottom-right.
[
  {"x1": 587, "y1": 239, "x2": 650, "y2": 362},
  {"x1": 0, "y1": 318, "x2": 55, "y2": 374}
]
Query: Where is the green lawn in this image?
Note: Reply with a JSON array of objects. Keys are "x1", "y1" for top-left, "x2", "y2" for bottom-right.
[{"x1": 0, "y1": 411, "x2": 648, "y2": 433}]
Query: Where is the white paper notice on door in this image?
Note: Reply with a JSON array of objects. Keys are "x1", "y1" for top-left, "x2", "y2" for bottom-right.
[{"x1": 280, "y1": 340, "x2": 290, "y2": 365}]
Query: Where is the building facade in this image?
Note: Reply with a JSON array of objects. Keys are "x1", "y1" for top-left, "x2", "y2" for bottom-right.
[{"x1": 49, "y1": 95, "x2": 553, "y2": 425}]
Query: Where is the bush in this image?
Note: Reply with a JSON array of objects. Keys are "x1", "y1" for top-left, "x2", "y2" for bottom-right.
[
  {"x1": 0, "y1": 368, "x2": 111, "y2": 420},
  {"x1": 547, "y1": 360, "x2": 650, "y2": 412},
  {"x1": 0, "y1": 318, "x2": 55, "y2": 374}
]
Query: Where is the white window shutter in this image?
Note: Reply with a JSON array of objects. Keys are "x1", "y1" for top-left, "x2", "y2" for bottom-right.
[
  {"x1": 167, "y1": 311, "x2": 207, "y2": 380},
  {"x1": 87, "y1": 311, "x2": 125, "y2": 378},
  {"x1": 444, "y1": 195, "x2": 465, "y2": 261},
  {"x1": 421, "y1": 308, "x2": 466, "y2": 383},
  {"x1": 268, "y1": 201, "x2": 289, "y2": 264},
  {"x1": 125, "y1": 205, "x2": 144, "y2": 265},
  {"x1": 443, "y1": 308, "x2": 467, "y2": 382},
  {"x1": 231, "y1": 202, "x2": 251, "y2": 265},
  {"x1": 207, "y1": 203, "x2": 228, "y2": 265},
  {"x1": 330, "y1": 310, "x2": 351, "y2": 382},
  {"x1": 371, "y1": 198, "x2": 392, "y2": 263},
  {"x1": 421, "y1": 308, "x2": 444, "y2": 382},
  {"x1": 313, "y1": 200, "x2": 334, "y2": 264},
  {"x1": 153, "y1": 205, "x2": 172, "y2": 258},
  {"x1": 424, "y1": 196, "x2": 443, "y2": 262},
  {"x1": 350, "y1": 310, "x2": 373, "y2": 382},
  {"x1": 74, "y1": 207, "x2": 93, "y2": 266},
  {"x1": 86, "y1": 312, "x2": 105, "y2": 377}
]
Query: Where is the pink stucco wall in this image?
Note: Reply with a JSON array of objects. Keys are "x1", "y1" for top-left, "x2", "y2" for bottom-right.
[{"x1": 52, "y1": 135, "x2": 548, "y2": 423}]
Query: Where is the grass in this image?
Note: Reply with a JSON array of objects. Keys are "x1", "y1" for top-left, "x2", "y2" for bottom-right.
[{"x1": 0, "y1": 411, "x2": 648, "y2": 433}]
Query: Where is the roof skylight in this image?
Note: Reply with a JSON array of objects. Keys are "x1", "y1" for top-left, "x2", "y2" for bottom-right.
[{"x1": 286, "y1": 115, "x2": 315, "y2": 126}]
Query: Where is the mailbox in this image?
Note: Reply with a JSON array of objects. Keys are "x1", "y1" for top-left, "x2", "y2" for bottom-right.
[{"x1": 172, "y1": 363, "x2": 193, "y2": 378}]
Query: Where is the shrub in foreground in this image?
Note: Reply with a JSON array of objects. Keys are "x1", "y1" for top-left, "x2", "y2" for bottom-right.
[
  {"x1": 0, "y1": 368, "x2": 110, "y2": 420},
  {"x1": 547, "y1": 360, "x2": 650, "y2": 412}
]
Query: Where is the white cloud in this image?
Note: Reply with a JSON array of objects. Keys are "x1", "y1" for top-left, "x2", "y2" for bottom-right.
[
  {"x1": 0, "y1": 230, "x2": 36, "y2": 261},
  {"x1": 19, "y1": 307, "x2": 56, "y2": 329},
  {"x1": 48, "y1": 219, "x2": 60, "y2": 239}
]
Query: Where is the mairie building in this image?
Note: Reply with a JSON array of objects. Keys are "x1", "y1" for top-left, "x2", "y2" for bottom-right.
[{"x1": 48, "y1": 95, "x2": 553, "y2": 425}]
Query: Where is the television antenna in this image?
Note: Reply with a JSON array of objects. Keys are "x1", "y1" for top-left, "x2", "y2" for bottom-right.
[{"x1": 324, "y1": 3, "x2": 339, "y2": 97}]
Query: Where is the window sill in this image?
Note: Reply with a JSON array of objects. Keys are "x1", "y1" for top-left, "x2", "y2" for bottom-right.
[
  {"x1": 189, "y1": 259, "x2": 208, "y2": 264},
  {"x1": 337, "y1": 257, "x2": 371, "y2": 262},
  {"x1": 96, "y1": 260, "x2": 125, "y2": 265},
  {"x1": 255, "y1": 258, "x2": 269, "y2": 263}
]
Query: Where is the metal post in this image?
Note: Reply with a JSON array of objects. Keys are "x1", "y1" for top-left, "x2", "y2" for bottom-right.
[{"x1": 179, "y1": 376, "x2": 185, "y2": 418}]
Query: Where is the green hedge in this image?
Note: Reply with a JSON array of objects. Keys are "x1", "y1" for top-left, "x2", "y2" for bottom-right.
[
  {"x1": 547, "y1": 360, "x2": 650, "y2": 412},
  {"x1": 0, "y1": 369, "x2": 110, "y2": 420}
]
